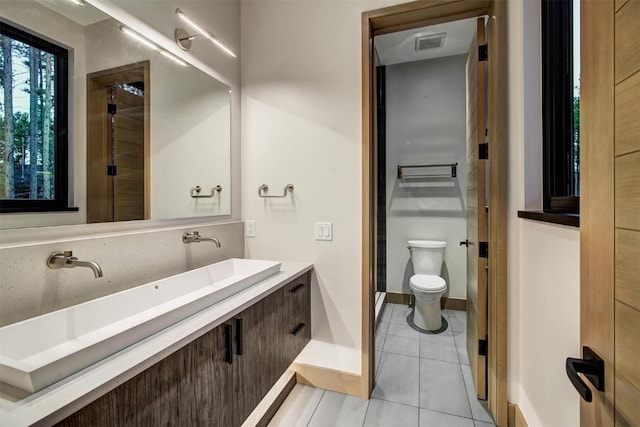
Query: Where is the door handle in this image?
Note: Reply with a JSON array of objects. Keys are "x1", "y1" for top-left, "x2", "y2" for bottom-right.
[
  {"x1": 235, "y1": 318, "x2": 243, "y2": 356},
  {"x1": 460, "y1": 240, "x2": 470, "y2": 247},
  {"x1": 224, "y1": 323, "x2": 233, "y2": 364},
  {"x1": 565, "y1": 346, "x2": 605, "y2": 402}
]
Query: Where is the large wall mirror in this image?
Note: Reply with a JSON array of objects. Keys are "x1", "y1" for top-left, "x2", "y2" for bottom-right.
[{"x1": 0, "y1": 0, "x2": 231, "y2": 229}]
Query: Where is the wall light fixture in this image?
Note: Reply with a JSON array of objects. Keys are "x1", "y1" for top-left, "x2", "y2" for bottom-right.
[
  {"x1": 174, "y1": 8, "x2": 237, "y2": 58},
  {"x1": 119, "y1": 26, "x2": 188, "y2": 67}
]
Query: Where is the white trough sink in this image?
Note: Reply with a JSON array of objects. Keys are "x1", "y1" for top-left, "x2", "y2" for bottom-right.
[{"x1": 0, "y1": 258, "x2": 280, "y2": 393}]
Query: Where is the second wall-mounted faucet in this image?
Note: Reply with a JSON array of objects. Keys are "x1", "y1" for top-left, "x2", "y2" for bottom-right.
[{"x1": 182, "y1": 231, "x2": 221, "y2": 248}]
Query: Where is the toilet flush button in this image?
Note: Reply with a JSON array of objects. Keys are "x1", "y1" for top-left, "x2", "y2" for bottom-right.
[{"x1": 315, "y1": 222, "x2": 333, "y2": 241}]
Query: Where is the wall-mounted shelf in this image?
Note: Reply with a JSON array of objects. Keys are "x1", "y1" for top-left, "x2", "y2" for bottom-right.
[{"x1": 397, "y1": 163, "x2": 457, "y2": 179}]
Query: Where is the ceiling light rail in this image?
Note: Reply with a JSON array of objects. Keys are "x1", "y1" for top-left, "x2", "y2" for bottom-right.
[{"x1": 119, "y1": 26, "x2": 188, "y2": 67}]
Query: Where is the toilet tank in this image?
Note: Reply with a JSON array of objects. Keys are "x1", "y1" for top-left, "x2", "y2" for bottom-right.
[{"x1": 408, "y1": 240, "x2": 447, "y2": 275}]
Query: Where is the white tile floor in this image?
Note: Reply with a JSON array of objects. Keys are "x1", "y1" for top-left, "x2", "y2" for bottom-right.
[{"x1": 269, "y1": 303, "x2": 496, "y2": 427}]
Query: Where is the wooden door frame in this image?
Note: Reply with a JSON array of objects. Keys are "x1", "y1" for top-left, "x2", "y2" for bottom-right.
[
  {"x1": 86, "y1": 61, "x2": 151, "y2": 223},
  {"x1": 361, "y1": 1, "x2": 508, "y2": 425}
]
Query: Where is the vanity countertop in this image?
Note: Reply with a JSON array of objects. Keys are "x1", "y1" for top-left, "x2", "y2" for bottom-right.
[{"x1": 0, "y1": 261, "x2": 313, "y2": 427}]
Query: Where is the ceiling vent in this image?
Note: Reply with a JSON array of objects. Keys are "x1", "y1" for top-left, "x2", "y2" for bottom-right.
[{"x1": 415, "y1": 33, "x2": 447, "y2": 51}]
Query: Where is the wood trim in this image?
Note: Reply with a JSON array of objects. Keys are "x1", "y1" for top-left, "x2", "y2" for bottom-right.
[
  {"x1": 386, "y1": 292, "x2": 411, "y2": 305},
  {"x1": 242, "y1": 370, "x2": 297, "y2": 427},
  {"x1": 361, "y1": 9, "x2": 375, "y2": 399},
  {"x1": 580, "y1": 0, "x2": 616, "y2": 424},
  {"x1": 487, "y1": 2, "x2": 508, "y2": 424},
  {"x1": 507, "y1": 403, "x2": 529, "y2": 427},
  {"x1": 386, "y1": 292, "x2": 467, "y2": 311},
  {"x1": 443, "y1": 297, "x2": 467, "y2": 311},
  {"x1": 362, "y1": 2, "x2": 508, "y2": 425},
  {"x1": 292, "y1": 362, "x2": 364, "y2": 398}
]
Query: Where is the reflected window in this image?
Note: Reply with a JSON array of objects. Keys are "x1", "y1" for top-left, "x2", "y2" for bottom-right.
[{"x1": 0, "y1": 21, "x2": 70, "y2": 213}]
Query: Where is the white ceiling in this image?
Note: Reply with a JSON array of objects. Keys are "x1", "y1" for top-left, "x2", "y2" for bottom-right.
[
  {"x1": 375, "y1": 17, "x2": 478, "y2": 66},
  {"x1": 35, "y1": 0, "x2": 109, "y2": 27}
]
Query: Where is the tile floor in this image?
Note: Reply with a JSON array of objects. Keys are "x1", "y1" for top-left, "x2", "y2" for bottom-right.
[{"x1": 269, "y1": 303, "x2": 496, "y2": 427}]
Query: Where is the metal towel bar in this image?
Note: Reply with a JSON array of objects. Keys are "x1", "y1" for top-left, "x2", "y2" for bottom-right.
[
  {"x1": 190, "y1": 185, "x2": 222, "y2": 198},
  {"x1": 258, "y1": 184, "x2": 294, "y2": 198},
  {"x1": 397, "y1": 163, "x2": 457, "y2": 179}
]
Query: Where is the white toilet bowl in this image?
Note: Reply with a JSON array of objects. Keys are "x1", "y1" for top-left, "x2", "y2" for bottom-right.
[
  {"x1": 407, "y1": 240, "x2": 447, "y2": 331},
  {"x1": 409, "y1": 274, "x2": 446, "y2": 330}
]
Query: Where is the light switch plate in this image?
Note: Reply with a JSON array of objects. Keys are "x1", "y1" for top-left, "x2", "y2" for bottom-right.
[
  {"x1": 246, "y1": 220, "x2": 256, "y2": 238},
  {"x1": 315, "y1": 222, "x2": 333, "y2": 241}
]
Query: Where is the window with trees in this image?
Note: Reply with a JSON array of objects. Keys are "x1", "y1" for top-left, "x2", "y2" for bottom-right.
[
  {"x1": 0, "y1": 22, "x2": 70, "y2": 213},
  {"x1": 541, "y1": 0, "x2": 580, "y2": 215}
]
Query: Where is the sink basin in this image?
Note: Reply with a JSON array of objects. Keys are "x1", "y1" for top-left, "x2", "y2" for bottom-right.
[{"x1": 0, "y1": 258, "x2": 280, "y2": 393}]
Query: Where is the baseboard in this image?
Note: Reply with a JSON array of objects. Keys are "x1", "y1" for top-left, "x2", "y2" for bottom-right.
[
  {"x1": 291, "y1": 362, "x2": 364, "y2": 398},
  {"x1": 242, "y1": 370, "x2": 297, "y2": 427},
  {"x1": 507, "y1": 403, "x2": 529, "y2": 427},
  {"x1": 386, "y1": 292, "x2": 411, "y2": 305},
  {"x1": 443, "y1": 297, "x2": 467, "y2": 311},
  {"x1": 386, "y1": 293, "x2": 467, "y2": 311}
]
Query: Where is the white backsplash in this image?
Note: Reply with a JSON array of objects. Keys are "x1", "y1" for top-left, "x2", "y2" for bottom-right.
[{"x1": 0, "y1": 221, "x2": 243, "y2": 326}]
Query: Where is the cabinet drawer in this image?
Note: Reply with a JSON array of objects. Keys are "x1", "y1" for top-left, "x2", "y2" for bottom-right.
[
  {"x1": 284, "y1": 272, "x2": 310, "y2": 318},
  {"x1": 284, "y1": 310, "x2": 311, "y2": 361}
]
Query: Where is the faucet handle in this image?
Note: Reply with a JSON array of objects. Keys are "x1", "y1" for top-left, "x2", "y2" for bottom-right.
[
  {"x1": 193, "y1": 231, "x2": 201, "y2": 237},
  {"x1": 63, "y1": 250, "x2": 73, "y2": 257}
]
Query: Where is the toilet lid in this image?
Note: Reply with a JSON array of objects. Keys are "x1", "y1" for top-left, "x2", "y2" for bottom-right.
[{"x1": 410, "y1": 275, "x2": 446, "y2": 292}]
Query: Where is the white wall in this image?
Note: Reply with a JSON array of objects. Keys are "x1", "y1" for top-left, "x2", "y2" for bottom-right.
[
  {"x1": 385, "y1": 55, "x2": 468, "y2": 299},
  {"x1": 241, "y1": 0, "x2": 400, "y2": 374},
  {"x1": 507, "y1": 0, "x2": 581, "y2": 425}
]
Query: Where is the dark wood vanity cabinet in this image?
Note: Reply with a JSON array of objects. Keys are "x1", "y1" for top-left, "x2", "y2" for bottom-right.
[{"x1": 56, "y1": 271, "x2": 311, "y2": 427}]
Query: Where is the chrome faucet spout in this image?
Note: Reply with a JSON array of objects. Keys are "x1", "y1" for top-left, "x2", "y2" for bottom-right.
[
  {"x1": 68, "y1": 259, "x2": 104, "y2": 278},
  {"x1": 182, "y1": 231, "x2": 222, "y2": 248},
  {"x1": 47, "y1": 251, "x2": 104, "y2": 278}
]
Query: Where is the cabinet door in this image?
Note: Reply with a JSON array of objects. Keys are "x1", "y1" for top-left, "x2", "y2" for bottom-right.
[
  {"x1": 121, "y1": 324, "x2": 234, "y2": 427},
  {"x1": 232, "y1": 288, "x2": 284, "y2": 426}
]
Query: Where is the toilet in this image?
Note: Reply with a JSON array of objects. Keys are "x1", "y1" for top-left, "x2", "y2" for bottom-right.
[{"x1": 407, "y1": 240, "x2": 447, "y2": 331}]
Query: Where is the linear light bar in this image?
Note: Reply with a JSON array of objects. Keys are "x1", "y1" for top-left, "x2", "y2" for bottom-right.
[
  {"x1": 120, "y1": 26, "x2": 188, "y2": 68},
  {"x1": 175, "y1": 8, "x2": 237, "y2": 58},
  {"x1": 160, "y1": 50, "x2": 188, "y2": 67},
  {"x1": 120, "y1": 26, "x2": 159, "y2": 52}
]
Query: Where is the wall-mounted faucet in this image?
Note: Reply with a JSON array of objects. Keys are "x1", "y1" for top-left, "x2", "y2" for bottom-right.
[
  {"x1": 182, "y1": 231, "x2": 221, "y2": 248},
  {"x1": 47, "y1": 251, "x2": 103, "y2": 278}
]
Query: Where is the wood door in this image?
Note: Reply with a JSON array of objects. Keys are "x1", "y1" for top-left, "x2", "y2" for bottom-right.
[
  {"x1": 580, "y1": 0, "x2": 640, "y2": 425},
  {"x1": 465, "y1": 17, "x2": 488, "y2": 400},
  {"x1": 87, "y1": 62, "x2": 150, "y2": 223},
  {"x1": 110, "y1": 86, "x2": 145, "y2": 221}
]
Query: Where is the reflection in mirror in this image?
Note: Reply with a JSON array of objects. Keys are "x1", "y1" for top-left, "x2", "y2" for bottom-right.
[{"x1": 0, "y1": 0, "x2": 231, "y2": 229}]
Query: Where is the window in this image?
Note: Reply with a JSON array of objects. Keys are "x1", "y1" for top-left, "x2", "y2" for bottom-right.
[
  {"x1": 541, "y1": 0, "x2": 580, "y2": 214},
  {"x1": 0, "y1": 22, "x2": 71, "y2": 213}
]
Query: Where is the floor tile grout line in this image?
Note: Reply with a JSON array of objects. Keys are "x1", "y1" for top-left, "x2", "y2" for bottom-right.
[{"x1": 304, "y1": 389, "x2": 326, "y2": 427}]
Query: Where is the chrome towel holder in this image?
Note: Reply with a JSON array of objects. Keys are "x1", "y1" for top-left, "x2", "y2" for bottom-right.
[
  {"x1": 190, "y1": 185, "x2": 222, "y2": 198},
  {"x1": 258, "y1": 184, "x2": 294, "y2": 198}
]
